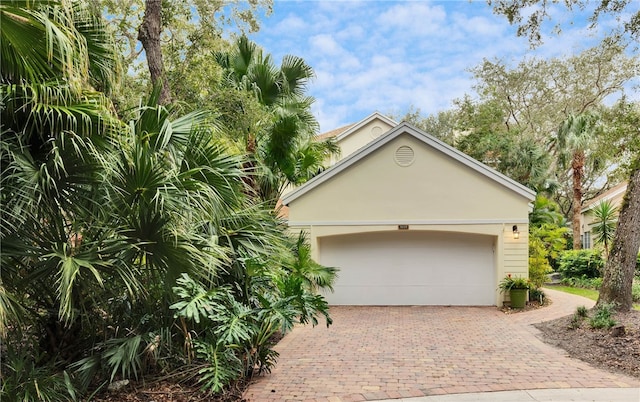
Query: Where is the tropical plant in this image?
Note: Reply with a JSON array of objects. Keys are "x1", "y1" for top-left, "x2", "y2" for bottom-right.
[
  {"x1": 1, "y1": 1, "x2": 124, "y2": 399},
  {"x1": 529, "y1": 195, "x2": 566, "y2": 228},
  {"x1": 1, "y1": 0, "x2": 119, "y2": 336},
  {"x1": 529, "y1": 196, "x2": 570, "y2": 280},
  {"x1": 1, "y1": 345, "x2": 77, "y2": 402},
  {"x1": 2, "y1": 2, "x2": 339, "y2": 398},
  {"x1": 498, "y1": 275, "x2": 531, "y2": 292},
  {"x1": 589, "y1": 199, "x2": 618, "y2": 257}
]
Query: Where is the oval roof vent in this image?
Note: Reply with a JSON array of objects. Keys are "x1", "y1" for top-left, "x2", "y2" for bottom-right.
[
  {"x1": 394, "y1": 145, "x2": 415, "y2": 167},
  {"x1": 370, "y1": 125, "x2": 383, "y2": 138}
]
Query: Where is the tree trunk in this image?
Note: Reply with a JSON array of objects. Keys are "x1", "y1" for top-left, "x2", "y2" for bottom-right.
[
  {"x1": 138, "y1": 0, "x2": 171, "y2": 105},
  {"x1": 572, "y1": 150, "x2": 585, "y2": 249},
  {"x1": 241, "y1": 132, "x2": 258, "y2": 196},
  {"x1": 597, "y1": 162, "x2": 640, "y2": 311}
]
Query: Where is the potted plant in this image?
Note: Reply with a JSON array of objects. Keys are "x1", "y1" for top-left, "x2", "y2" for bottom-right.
[{"x1": 499, "y1": 274, "x2": 530, "y2": 308}]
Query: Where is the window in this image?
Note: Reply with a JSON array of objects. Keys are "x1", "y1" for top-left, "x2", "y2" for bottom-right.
[{"x1": 583, "y1": 231, "x2": 591, "y2": 249}]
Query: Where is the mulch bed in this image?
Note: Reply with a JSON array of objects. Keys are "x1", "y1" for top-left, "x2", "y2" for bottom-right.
[
  {"x1": 534, "y1": 309, "x2": 640, "y2": 379},
  {"x1": 500, "y1": 295, "x2": 640, "y2": 379},
  {"x1": 90, "y1": 380, "x2": 248, "y2": 402},
  {"x1": 499, "y1": 297, "x2": 550, "y2": 314}
]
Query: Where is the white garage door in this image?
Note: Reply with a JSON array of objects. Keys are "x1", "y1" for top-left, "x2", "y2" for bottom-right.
[{"x1": 319, "y1": 231, "x2": 495, "y2": 305}]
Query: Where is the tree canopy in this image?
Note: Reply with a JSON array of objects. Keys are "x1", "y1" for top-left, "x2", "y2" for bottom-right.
[{"x1": 488, "y1": 0, "x2": 640, "y2": 45}]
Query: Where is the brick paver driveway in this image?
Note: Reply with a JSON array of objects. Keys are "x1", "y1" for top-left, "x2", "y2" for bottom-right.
[{"x1": 244, "y1": 288, "x2": 639, "y2": 402}]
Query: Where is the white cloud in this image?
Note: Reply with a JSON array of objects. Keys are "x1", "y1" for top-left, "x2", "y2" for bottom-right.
[
  {"x1": 273, "y1": 15, "x2": 307, "y2": 34},
  {"x1": 376, "y1": 2, "x2": 447, "y2": 35},
  {"x1": 252, "y1": 0, "x2": 619, "y2": 133}
]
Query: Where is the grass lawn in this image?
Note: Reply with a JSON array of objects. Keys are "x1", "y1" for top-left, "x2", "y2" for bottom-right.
[
  {"x1": 548, "y1": 285, "x2": 640, "y2": 311},
  {"x1": 549, "y1": 285, "x2": 599, "y2": 301}
]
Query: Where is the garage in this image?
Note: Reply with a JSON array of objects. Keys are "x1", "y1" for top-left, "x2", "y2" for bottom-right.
[
  {"x1": 282, "y1": 117, "x2": 535, "y2": 306},
  {"x1": 319, "y1": 231, "x2": 496, "y2": 305}
]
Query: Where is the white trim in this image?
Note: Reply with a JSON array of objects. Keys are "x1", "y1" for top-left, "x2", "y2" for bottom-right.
[
  {"x1": 581, "y1": 184, "x2": 628, "y2": 213},
  {"x1": 282, "y1": 122, "x2": 536, "y2": 205},
  {"x1": 335, "y1": 112, "x2": 398, "y2": 141},
  {"x1": 287, "y1": 218, "x2": 530, "y2": 227}
]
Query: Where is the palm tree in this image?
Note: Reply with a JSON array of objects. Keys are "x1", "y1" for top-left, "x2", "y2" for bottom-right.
[
  {"x1": 529, "y1": 195, "x2": 566, "y2": 228},
  {"x1": 215, "y1": 36, "x2": 338, "y2": 203},
  {"x1": 1, "y1": 0, "x2": 242, "y2": 374},
  {"x1": 507, "y1": 136, "x2": 552, "y2": 191},
  {"x1": 554, "y1": 113, "x2": 599, "y2": 249},
  {"x1": 1, "y1": 0, "x2": 119, "y2": 336},
  {"x1": 590, "y1": 200, "x2": 618, "y2": 257}
]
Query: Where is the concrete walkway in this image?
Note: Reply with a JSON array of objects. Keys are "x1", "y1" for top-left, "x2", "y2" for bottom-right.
[{"x1": 244, "y1": 288, "x2": 640, "y2": 401}]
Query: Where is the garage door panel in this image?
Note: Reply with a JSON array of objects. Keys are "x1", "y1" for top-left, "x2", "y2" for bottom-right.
[{"x1": 319, "y1": 231, "x2": 495, "y2": 305}]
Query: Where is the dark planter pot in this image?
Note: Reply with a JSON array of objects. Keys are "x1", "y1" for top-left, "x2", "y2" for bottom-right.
[{"x1": 509, "y1": 289, "x2": 528, "y2": 308}]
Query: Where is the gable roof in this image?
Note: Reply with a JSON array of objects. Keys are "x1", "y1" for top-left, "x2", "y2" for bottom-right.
[
  {"x1": 316, "y1": 123, "x2": 355, "y2": 141},
  {"x1": 282, "y1": 122, "x2": 536, "y2": 206},
  {"x1": 581, "y1": 182, "x2": 628, "y2": 213},
  {"x1": 334, "y1": 112, "x2": 397, "y2": 141}
]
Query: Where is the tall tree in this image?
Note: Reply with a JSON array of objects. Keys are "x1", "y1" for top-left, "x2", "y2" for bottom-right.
[
  {"x1": 469, "y1": 40, "x2": 638, "y2": 217},
  {"x1": 93, "y1": 0, "x2": 273, "y2": 110},
  {"x1": 554, "y1": 113, "x2": 599, "y2": 249},
  {"x1": 138, "y1": 0, "x2": 170, "y2": 103},
  {"x1": 598, "y1": 164, "x2": 640, "y2": 310},
  {"x1": 596, "y1": 102, "x2": 640, "y2": 310},
  {"x1": 394, "y1": 106, "x2": 458, "y2": 145},
  {"x1": 470, "y1": 41, "x2": 639, "y2": 142}
]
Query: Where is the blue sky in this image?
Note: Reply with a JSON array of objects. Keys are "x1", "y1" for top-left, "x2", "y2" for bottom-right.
[{"x1": 246, "y1": 0, "x2": 610, "y2": 133}]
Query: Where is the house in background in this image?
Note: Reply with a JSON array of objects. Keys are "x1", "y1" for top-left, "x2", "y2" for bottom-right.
[
  {"x1": 579, "y1": 182, "x2": 628, "y2": 249},
  {"x1": 282, "y1": 113, "x2": 535, "y2": 306},
  {"x1": 318, "y1": 112, "x2": 397, "y2": 165}
]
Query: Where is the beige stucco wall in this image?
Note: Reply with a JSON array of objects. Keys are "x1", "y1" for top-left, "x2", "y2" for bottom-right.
[{"x1": 289, "y1": 134, "x2": 529, "y2": 224}]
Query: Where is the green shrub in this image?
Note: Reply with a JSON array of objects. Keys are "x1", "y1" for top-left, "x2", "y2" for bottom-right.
[
  {"x1": 632, "y1": 279, "x2": 640, "y2": 303},
  {"x1": 576, "y1": 305, "x2": 589, "y2": 317},
  {"x1": 560, "y1": 276, "x2": 602, "y2": 289},
  {"x1": 636, "y1": 252, "x2": 640, "y2": 277},
  {"x1": 558, "y1": 249, "x2": 604, "y2": 279},
  {"x1": 589, "y1": 303, "x2": 617, "y2": 329},
  {"x1": 529, "y1": 233, "x2": 553, "y2": 288},
  {"x1": 569, "y1": 305, "x2": 588, "y2": 329}
]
